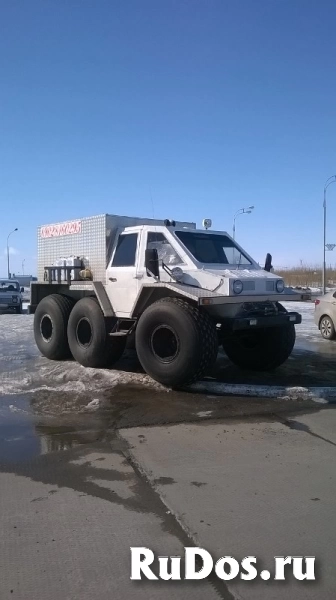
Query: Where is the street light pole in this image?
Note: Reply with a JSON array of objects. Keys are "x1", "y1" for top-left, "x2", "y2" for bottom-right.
[
  {"x1": 323, "y1": 177, "x2": 336, "y2": 295},
  {"x1": 232, "y1": 206, "x2": 254, "y2": 240},
  {"x1": 7, "y1": 228, "x2": 18, "y2": 279}
]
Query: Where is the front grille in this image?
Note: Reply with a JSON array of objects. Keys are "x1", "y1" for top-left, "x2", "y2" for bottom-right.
[
  {"x1": 0, "y1": 298, "x2": 9, "y2": 304},
  {"x1": 242, "y1": 281, "x2": 255, "y2": 291},
  {"x1": 240, "y1": 301, "x2": 278, "y2": 317},
  {"x1": 266, "y1": 281, "x2": 275, "y2": 292}
]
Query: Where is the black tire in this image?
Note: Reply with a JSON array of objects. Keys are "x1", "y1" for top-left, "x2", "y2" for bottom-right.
[
  {"x1": 15, "y1": 303, "x2": 22, "y2": 314},
  {"x1": 67, "y1": 297, "x2": 126, "y2": 368},
  {"x1": 222, "y1": 325, "x2": 296, "y2": 371},
  {"x1": 34, "y1": 294, "x2": 75, "y2": 360},
  {"x1": 135, "y1": 297, "x2": 218, "y2": 387},
  {"x1": 319, "y1": 315, "x2": 336, "y2": 340}
]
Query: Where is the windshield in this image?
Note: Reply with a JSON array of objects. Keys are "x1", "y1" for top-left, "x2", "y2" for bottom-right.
[
  {"x1": 175, "y1": 231, "x2": 252, "y2": 266},
  {"x1": 0, "y1": 280, "x2": 20, "y2": 292}
]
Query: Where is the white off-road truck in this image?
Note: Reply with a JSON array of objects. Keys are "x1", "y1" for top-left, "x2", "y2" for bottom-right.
[{"x1": 30, "y1": 214, "x2": 302, "y2": 388}]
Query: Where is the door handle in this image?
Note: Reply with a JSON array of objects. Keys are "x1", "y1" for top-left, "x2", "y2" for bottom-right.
[{"x1": 109, "y1": 277, "x2": 117, "y2": 282}]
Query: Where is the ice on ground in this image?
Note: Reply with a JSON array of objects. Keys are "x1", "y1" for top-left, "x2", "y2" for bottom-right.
[
  {"x1": 190, "y1": 382, "x2": 329, "y2": 403},
  {"x1": 0, "y1": 314, "x2": 166, "y2": 399}
]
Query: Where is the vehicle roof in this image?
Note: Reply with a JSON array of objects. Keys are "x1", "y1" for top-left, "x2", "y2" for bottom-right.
[
  {"x1": 0, "y1": 279, "x2": 19, "y2": 283},
  {"x1": 174, "y1": 228, "x2": 230, "y2": 236}
]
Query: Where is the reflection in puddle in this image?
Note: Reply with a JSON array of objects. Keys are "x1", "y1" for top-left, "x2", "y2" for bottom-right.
[
  {"x1": 0, "y1": 417, "x2": 104, "y2": 462},
  {"x1": 0, "y1": 384, "x2": 180, "y2": 462},
  {"x1": 0, "y1": 393, "x2": 113, "y2": 462},
  {"x1": 36, "y1": 425, "x2": 103, "y2": 454}
]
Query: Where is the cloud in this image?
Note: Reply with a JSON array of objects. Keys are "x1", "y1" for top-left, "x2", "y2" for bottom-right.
[{"x1": 3, "y1": 247, "x2": 20, "y2": 256}]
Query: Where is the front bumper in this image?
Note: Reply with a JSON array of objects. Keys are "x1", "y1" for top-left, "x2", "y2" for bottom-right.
[{"x1": 224, "y1": 311, "x2": 302, "y2": 332}]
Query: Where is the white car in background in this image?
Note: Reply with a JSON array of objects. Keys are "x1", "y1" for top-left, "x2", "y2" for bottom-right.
[
  {"x1": 0, "y1": 280, "x2": 24, "y2": 314},
  {"x1": 314, "y1": 291, "x2": 336, "y2": 339}
]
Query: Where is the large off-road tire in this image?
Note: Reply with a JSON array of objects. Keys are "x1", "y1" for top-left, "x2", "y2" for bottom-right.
[
  {"x1": 67, "y1": 297, "x2": 126, "y2": 368},
  {"x1": 222, "y1": 324, "x2": 296, "y2": 371},
  {"x1": 135, "y1": 298, "x2": 218, "y2": 388},
  {"x1": 34, "y1": 294, "x2": 75, "y2": 360}
]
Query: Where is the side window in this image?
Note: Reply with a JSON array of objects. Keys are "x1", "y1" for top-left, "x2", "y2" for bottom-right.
[
  {"x1": 112, "y1": 233, "x2": 138, "y2": 267},
  {"x1": 147, "y1": 232, "x2": 183, "y2": 266}
]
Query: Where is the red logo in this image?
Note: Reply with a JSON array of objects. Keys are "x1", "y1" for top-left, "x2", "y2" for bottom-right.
[{"x1": 41, "y1": 220, "x2": 82, "y2": 238}]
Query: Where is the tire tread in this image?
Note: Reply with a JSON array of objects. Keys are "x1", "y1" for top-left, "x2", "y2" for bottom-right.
[{"x1": 137, "y1": 297, "x2": 218, "y2": 387}]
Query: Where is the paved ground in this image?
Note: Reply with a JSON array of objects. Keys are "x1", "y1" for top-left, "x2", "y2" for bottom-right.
[
  {"x1": 1, "y1": 436, "x2": 227, "y2": 600},
  {"x1": 121, "y1": 409, "x2": 336, "y2": 600},
  {"x1": 1, "y1": 301, "x2": 336, "y2": 598}
]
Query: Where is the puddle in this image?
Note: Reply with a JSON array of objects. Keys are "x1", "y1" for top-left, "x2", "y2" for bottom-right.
[
  {"x1": 0, "y1": 421, "x2": 41, "y2": 463},
  {"x1": 0, "y1": 380, "x2": 324, "y2": 465},
  {"x1": 0, "y1": 392, "x2": 113, "y2": 462},
  {"x1": 0, "y1": 409, "x2": 98, "y2": 463}
]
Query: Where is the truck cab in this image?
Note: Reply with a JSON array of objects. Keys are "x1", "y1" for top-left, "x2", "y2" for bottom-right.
[{"x1": 107, "y1": 224, "x2": 292, "y2": 318}]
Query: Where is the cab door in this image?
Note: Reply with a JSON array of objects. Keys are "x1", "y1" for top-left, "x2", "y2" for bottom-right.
[
  {"x1": 136, "y1": 230, "x2": 185, "y2": 283},
  {"x1": 106, "y1": 228, "x2": 142, "y2": 316}
]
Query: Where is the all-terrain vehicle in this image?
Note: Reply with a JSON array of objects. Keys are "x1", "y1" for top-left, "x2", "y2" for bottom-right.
[{"x1": 30, "y1": 214, "x2": 302, "y2": 387}]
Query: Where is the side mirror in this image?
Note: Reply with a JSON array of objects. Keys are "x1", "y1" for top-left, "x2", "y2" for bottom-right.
[
  {"x1": 264, "y1": 253, "x2": 273, "y2": 272},
  {"x1": 21, "y1": 287, "x2": 24, "y2": 293},
  {"x1": 145, "y1": 248, "x2": 160, "y2": 279}
]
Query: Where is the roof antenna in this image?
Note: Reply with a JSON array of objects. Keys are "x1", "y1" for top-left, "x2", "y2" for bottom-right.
[{"x1": 150, "y1": 186, "x2": 155, "y2": 219}]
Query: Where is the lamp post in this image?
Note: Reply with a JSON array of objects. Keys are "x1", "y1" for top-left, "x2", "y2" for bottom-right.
[
  {"x1": 232, "y1": 206, "x2": 254, "y2": 240},
  {"x1": 323, "y1": 177, "x2": 336, "y2": 294},
  {"x1": 7, "y1": 228, "x2": 18, "y2": 279}
]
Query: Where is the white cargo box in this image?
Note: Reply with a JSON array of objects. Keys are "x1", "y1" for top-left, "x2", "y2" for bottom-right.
[{"x1": 37, "y1": 214, "x2": 195, "y2": 282}]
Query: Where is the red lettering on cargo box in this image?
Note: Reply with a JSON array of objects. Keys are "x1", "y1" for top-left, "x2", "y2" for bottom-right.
[{"x1": 41, "y1": 220, "x2": 82, "y2": 238}]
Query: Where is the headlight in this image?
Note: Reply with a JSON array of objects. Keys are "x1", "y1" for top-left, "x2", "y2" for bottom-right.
[
  {"x1": 12, "y1": 296, "x2": 18, "y2": 303},
  {"x1": 276, "y1": 280, "x2": 285, "y2": 293},
  {"x1": 233, "y1": 280, "x2": 243, "y2": 294}
]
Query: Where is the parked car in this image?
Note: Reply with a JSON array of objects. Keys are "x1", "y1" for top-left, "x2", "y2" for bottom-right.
[
  {"x1": 314, "y1": 292, "x2": 336, "y2": 339},
  {"x1": 0, "y1": 279, "x2": 24, "y2": 314}
]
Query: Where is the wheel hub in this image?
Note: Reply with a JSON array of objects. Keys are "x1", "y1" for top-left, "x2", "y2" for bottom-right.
[
  {"x1": 150, "y1": 325, "x2": 179, "y2": 362},
  {"x1": 40, "y1": 314, "x2": 53, "y2": 342},
  {"x1": 76, "y1": 318, "x2": 93, "y2": 347},
  {"x1": 321, "y1": 319, "x2": 332, "y2": 337}
]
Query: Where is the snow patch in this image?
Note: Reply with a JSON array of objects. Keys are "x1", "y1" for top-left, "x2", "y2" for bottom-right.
[
  {"x1": 85, "y1": 399, "x2": 102, "y2": 411},
  {"x1": 190, "y1": 382, "x2": 329, "y2": 403},
  {"x1": 9, "y1": 404, "x2": 29, "y2": 414}
]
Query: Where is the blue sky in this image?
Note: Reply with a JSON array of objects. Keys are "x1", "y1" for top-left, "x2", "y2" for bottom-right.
[{"x1": 1, "y1": 0, "x2": 336, "y2": 275}]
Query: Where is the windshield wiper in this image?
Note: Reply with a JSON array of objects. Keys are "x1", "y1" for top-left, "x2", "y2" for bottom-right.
[{"x1": 237, "y1": 252, "x2": 242, "y2": 270}]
